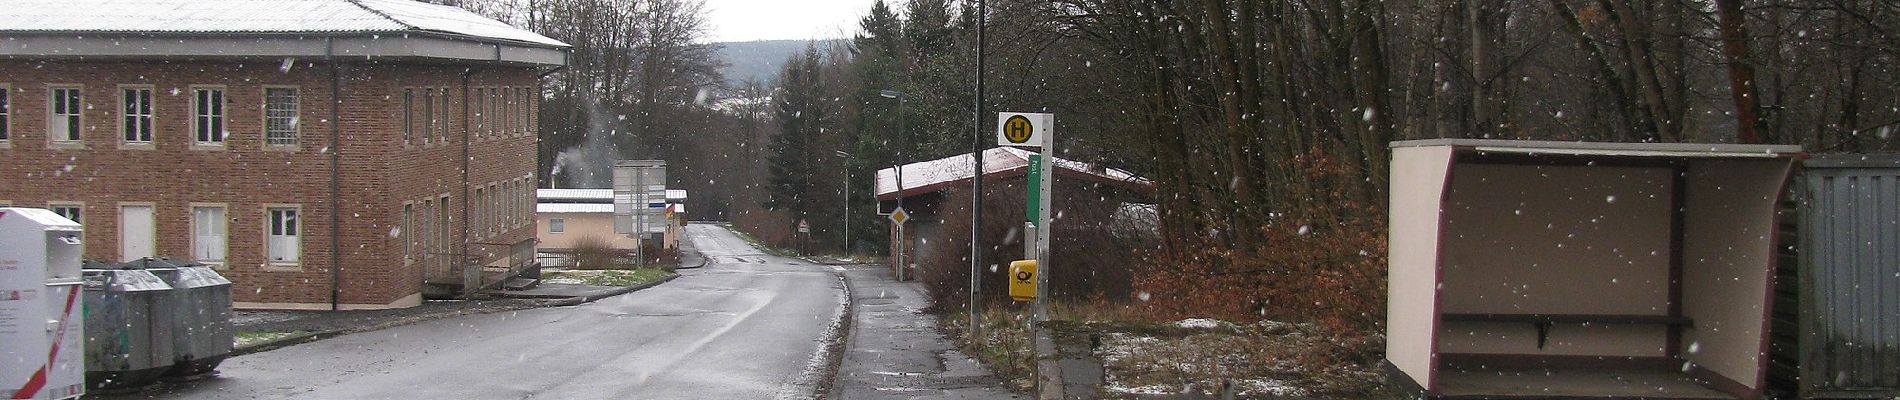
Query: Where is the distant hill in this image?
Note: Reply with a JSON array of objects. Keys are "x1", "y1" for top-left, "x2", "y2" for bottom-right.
[{"x1": 715, "y1": 39, "x2": 847, "y2": 87}]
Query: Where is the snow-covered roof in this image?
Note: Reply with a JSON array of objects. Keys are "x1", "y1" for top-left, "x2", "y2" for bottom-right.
[
  {"x1": 537, "y1": 203, "x2": 612, "y2": 214},
  {"x1": 538, "y1": 189, "x2": 612, "y2": 203},
  {"x1": 666, "y1": 190, "x2": 688, "y2": 201},
  {"x1": 0, "y1": 0, "x2": 568, "y2": 48},
  {"x1": 874, "y1": 147, "x2": 1152, "y2": 199}
]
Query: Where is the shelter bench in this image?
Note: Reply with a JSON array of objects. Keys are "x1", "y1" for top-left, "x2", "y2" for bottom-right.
[{"x1": 1441, "y1": 313, "x2": 1694, "y2": 349}]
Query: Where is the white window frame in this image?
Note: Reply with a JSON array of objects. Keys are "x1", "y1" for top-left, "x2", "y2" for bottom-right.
[
  {"x1": 403, "y1": 88, "x2": 415, "y2": 146},
  {"x1": 0, "y1": 83, "x2": 12, "y2": 147},
  {"x1": 191, "y1": 204, "x2": 229, "y2": 269},
  {"x1": 264, "y1": 205, "x2": 302, "y2": 270},
  {"x1": 403, "y1": 201, "x2": 416, "y2": 262},
  {"x1": 549, "y1": 218, "x2": 565, "y2": 234},
  {"x1": 437, "y1": 87, "x2": 451, "y2": 143},
  {"x1": 120, "y1": 85, "x2": 154, "y2": 149},
  {"x1": 263, "y1": 86, "x2": 299, "y2": 149},
  {"x1": 48, "y1": 202, "x2": 83, "y2": 253},
  {"x1": 48, "y1": 85, "x2": 83, "y2": 148},
  {"x1": 473, "y1": 187, "x2": 486, "y2": 240},
  {"x1": 192, "y1": 86, "x2": 227, "y2": 147}
]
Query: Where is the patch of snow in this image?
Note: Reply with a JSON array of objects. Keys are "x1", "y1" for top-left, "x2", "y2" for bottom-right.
[
  {"x1": 1106, "y1": 383, "x2": 1176, "y2": 395},
  {"x1": 1237, "y1": 378, "x2": 1309, "y2": 397},
  {"x1": 1176, "y1": 318, "x2": 1224, "y2": 329}
]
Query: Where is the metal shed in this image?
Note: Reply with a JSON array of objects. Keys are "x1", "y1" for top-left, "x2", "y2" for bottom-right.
[
  {"x1": 1383, "y1": 139, "x2": 1804, "y2": 400},
  {"x1": 1793, "y1": 155, "x2": 1900, "y2": 398}
]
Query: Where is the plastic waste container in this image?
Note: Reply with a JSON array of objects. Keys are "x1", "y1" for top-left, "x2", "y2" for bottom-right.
[
  {"x1": 80, "y1": 264, "x2": 174, "y2": 391},
  {"x1": 128, "y1": 257, "x2": 233, "y2": 377},
  {"x1": 0, "y1": 207, "x2": 87, "y2": 400}
]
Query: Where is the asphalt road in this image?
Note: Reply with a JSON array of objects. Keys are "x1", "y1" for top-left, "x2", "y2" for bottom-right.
[{"x1": 102, "y1": 224, "x2": 847, "y2": 400}]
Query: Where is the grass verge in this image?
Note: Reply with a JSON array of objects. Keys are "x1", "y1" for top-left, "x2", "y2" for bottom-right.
[
  {"x1": 234, "y1": 331, "x2": 304, "y2": 348},
  {"x1": 541, "y1": 268, "x2": 673, "y2": 287}
]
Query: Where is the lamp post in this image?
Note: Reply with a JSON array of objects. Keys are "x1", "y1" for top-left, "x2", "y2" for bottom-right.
[
  {"x1": 836, "y1": 150, "x2": 851, "y2": 255},
  {"x1": 878, "y1": 90, "x2": 907, "y2": 281}
]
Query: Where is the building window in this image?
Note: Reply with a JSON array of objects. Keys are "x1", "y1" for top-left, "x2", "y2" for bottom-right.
[
  {"x1": 422, "y1": 88, "x2": 435, "y2": 145},
  {"x1": 421, "y1": 199, "x2": 434, "y2": 256},
  {"x1": 265, "y1": 87, "x2": 298, "y2": 146},
  {"x1": 474, "y1": 187, "x2": 486, "y2": 240},
  {"x1": 267, "y1": 207, "x2": 300, "y2": 265},
  {"x1": 403, "y1": 203, "x2": 415, "y2": 261},
  {"x1": 437, "y1": 88, "x2": 450, "y2": 142},
  {"x1": 506, "y1": 87, "x2": 518, "y2": 136},
  {"x1": 474, "y1": 88, "x2": 485, "y2": 140},
  {"x1": 489, "y1": 88, "x2": 500, "y2": 138},
  {"x1": 194, "y1": 88, "x2": 225, "y2": 144},
  {"x1": 549, "y1": 218, "x2": 565, "y2": 234},
  {"x1": 122, "y1": 87, "x2": 153, "y2": 144},
  {"x1": 50, "y1": 203, "x2": 81, "y2": 224},
  {"x1": 403, "y1": 88, "x2": 415, "y2": 145},
  {"x1": 1, "y1": 85, "x2": 11, "y2": 142},
  {"x1": 50, "y1": 87, "x2": 82, "y2": 142},
  {"x1": 520, "y1": 88, "x2": 531, "y2": 136},
  {"x1": 192, "y1": 206, "x2": 227, "y2": 266}
]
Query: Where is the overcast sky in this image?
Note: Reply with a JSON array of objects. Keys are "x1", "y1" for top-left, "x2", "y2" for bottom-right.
[{"x1": 702, "y1": 0, "x2": 873, "y2": 43}]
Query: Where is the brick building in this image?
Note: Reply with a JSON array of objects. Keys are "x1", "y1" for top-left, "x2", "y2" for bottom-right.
[{"x1": 0, "y1": 0, "x2": 568, "y2": 309}]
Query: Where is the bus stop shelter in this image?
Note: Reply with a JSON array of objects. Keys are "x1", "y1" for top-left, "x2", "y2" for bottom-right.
[{"x1": 1384, "y1": 139, "x2": 1803, "y2": 399}]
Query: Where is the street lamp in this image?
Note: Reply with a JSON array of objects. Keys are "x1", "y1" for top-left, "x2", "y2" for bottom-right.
[
  {"x1": 878, "y1": 90, "x2": 906, "y2": 281},
  {"x1": 836, "y1": 150, "x2": 852, "y2": 256}
]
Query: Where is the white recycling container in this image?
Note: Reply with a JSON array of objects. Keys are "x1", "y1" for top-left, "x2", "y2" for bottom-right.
[{"x1": 0, "y1": 207, "x2": 87, "y2": 400}]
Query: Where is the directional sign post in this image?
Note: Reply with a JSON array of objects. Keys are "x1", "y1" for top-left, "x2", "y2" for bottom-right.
[
  {"x1": 997, "y1": 112, "x2": 1054, "y2": 328},
  {"x1": 889, "y1": 207, "x2": 909, "y2": 281}
]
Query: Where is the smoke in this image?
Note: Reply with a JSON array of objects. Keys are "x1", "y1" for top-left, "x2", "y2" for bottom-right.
[{"x1": 551, "y1": 97, "x2": 620, "y2": 189}]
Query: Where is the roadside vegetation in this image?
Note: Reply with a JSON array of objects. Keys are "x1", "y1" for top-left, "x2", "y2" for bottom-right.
[
  {"x1": 234, "y1": 331, "x2": 304, "y2": 348},
  {"x1": 540, "y1": 269, "x2": 672, "y2": 287}
]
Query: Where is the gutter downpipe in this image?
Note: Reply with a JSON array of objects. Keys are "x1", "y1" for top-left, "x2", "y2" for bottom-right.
[
  {"x1": 327, "y1": 37, "x2": 343, "y2": 311},
  {"x1": 459, "y1": 64, "x2": 479, "y2": 298}
]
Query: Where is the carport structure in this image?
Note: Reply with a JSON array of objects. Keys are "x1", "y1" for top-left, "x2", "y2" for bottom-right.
[{"x1": 1384, "y1": 139, "x2": 1803, "y2": 399}]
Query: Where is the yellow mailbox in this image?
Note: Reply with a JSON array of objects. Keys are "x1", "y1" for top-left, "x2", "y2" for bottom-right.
[{"x1": 1008, "y1": 259, "x2": 1038, "y2": 301}]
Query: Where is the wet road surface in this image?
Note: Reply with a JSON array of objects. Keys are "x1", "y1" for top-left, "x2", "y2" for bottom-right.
[{"x1": 104, "y1": 224, "x2": 846, "y2": 399}]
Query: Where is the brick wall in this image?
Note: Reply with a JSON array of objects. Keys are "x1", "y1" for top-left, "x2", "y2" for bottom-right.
[{"x1": 0, "y1": 59, "x2": 541, "y2": 309}]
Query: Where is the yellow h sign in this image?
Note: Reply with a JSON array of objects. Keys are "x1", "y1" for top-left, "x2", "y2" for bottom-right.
[{"x1": 1008, "y1": 259, "x2": 1038, "y2": 301}]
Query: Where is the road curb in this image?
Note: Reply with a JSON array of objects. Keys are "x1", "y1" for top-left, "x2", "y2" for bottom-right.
[{"x1": 808, "y1": 266, "x2": 854, "y2": 400}]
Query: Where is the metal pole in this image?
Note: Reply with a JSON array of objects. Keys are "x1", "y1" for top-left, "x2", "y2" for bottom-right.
[
  {"x1": 969, "y1": 0, "x2": 987, "y2": 340},
  {"x1": 896, "y1": 94, "x2": 905, "y2": 282},
  {"x1": 841, "y1": 151, "x2": 850, "y2": 255}
]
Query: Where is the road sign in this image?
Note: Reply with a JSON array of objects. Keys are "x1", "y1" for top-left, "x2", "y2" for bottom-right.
[
  {"x1": 1009, "y1": 260, "x2": 1037, "y2": 301},
  {"x1": 797, "y1": 220, "x2": 810, "y2": 233},
  {"x1": 888, "y1": 207, "x2": 910, "y2": 225},
  {"x1": 995, "y1": 112, "x2": 1053, "y2": 148}
]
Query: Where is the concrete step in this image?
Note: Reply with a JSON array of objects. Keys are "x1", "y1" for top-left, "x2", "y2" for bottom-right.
[{"x1": 503, "y1": 277, "x2": 539, "y2": 290}]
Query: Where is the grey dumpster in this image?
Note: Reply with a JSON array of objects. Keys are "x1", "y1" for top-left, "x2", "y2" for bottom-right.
[
  {"x1": 129, "y1": 257, "x2": 233, "y2": 377},
  {"x1": 80, "y1": 264, "x2": 175, "y2": 390}
]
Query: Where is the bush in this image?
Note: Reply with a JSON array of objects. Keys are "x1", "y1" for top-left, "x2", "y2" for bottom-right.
[{"x1": 570, "y1": 235, "x2": 632, "y2": 270}]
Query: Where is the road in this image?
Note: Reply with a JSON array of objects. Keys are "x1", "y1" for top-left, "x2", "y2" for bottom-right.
[{"x1": 106, "y1": 224, "x2": 847, "y2": 399}]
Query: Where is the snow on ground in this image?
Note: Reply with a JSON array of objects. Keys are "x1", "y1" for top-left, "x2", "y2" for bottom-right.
[
  {"x1": 1094, "y1": 318, "x2": 1386, "y2": 398},
  {"x1": 1175, "y1": 318, "x2": 1225, "y2": 329}
]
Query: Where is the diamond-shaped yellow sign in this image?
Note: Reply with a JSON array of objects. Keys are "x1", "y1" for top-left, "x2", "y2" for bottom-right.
[{"x1": 889, "y1": 207, "x2": 910, "y2": 225}]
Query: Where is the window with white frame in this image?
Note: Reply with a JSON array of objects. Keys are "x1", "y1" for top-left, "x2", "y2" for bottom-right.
[
  {"x1": 122, "y1": 87, "x2": 153, "y2": 144},
  {"x1": 403, "y1": 203, "x2": 415, "y2": 261},
  {"x1": 520, "y1": 88, "x2": 531, "y2": 136},
  {"x1": 474, "y1": 88, "x2": 485, "y2": 139},
  {"x1": 267, "y1": 207, "x2": 300, "y2": 264},
  {"x1": 403, "y1": 88, "x2": 415, "y2": 145},
  {"x1": 437, "y1": 88, "x2": 450, "y2": 142},
  {"x1": 423, "y1": 88, "x2": 436, "y2": 144},
  {"x1": 194, "y1": 88, "x2": 225, "y2": 144},
  {"x1": 1, "y1": 85, "x2": 11, "y2": 142},
  {"x1": 474, "y1": 187, "x2": 485, "y2": 240},
  {"x1": 265, "y1": 87, "x2": 298, "y2": 146},
  {"x1": 50, "y1": 87, "x2": 82, "y2": 142},
  {"x1": 193, "y1": 206, "x2": 227, "y2": 266},
  {"x1": 549, "y1": 218, "x2": 564, "y2": 233},
  {"x1": 50, "y1": 203, "x2": 81, "y2": 224}
]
